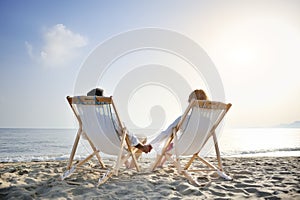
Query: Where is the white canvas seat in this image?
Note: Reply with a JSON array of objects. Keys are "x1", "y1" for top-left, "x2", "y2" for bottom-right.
[
  {"x1": 61, "y1": 96, "x2": 140, "y2": 185},
  {"x1": 151, "y1": 99, "x2": 232, "y2": 185}
]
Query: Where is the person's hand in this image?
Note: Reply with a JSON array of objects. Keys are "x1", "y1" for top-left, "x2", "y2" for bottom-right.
[{"x1": 142, "y1": 144, "x2": 152, "y2": 153}]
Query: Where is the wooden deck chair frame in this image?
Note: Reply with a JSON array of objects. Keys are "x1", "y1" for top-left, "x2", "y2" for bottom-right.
[
  {"x1": 61, "y1": 96, "x2": 140, "y2": 185},
  {"x1": 151, "y1": 99, "x2": 232, "y2": 186}
]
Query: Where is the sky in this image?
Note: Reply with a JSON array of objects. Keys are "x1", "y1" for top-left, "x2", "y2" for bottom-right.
[{"x1": 0, "y1": 0, "x2": 300, "y2": 129}]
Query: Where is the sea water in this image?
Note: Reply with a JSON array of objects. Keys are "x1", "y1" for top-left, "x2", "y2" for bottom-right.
[
  {"x1": 219, "y1": 128, "x2": 300, "y2": 157},
  {"x1": 0, "y1": 128, "x2": 299, "y2": 162},
  {"x1": 0, "y1": 128, "x2": 88, "y2": 162}
]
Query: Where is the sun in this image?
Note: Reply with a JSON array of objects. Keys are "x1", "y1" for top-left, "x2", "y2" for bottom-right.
[{"x1": 226, "y1": 47, "x2": 255, "y2": 65}]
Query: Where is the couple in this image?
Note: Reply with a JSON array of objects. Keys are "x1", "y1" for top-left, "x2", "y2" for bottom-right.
[{"x1": 87, "y1": 88, "x2": 208, "y2": 156}]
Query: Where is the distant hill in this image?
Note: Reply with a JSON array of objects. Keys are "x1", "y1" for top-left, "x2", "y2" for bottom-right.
[{"x1": 275, "y1": 121, "x2": 300, "y2": 128}]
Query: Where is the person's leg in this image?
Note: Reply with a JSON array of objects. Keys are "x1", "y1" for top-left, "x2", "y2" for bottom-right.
[{"x1": 157, "y1": 142, "x2": 174, "y2": 167}]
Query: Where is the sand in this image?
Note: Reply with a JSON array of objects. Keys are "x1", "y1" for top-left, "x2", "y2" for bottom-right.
[{"x1": 0, "y1": 157, "x2": 299, "y2": 199}]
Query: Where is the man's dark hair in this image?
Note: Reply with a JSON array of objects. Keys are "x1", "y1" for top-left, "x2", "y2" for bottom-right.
[{"x1": 87, "y1": 88, "x2": 104, "y2": 96}]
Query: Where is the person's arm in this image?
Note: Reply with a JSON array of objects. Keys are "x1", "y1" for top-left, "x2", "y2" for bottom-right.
[
  {"x1": 150, "y1": 116, "x2": 181, "y2": 145},
  {"x1": 127, "y1": 131, "x2": 152, "y2": 153},
  {"x1": 112, "y1": 114, "x2": 152, "y2": 153}
]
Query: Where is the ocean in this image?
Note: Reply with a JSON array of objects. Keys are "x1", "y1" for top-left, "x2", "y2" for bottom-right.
[{"x1": 0, "y1": 128, "x2": 299, "y2": 162}]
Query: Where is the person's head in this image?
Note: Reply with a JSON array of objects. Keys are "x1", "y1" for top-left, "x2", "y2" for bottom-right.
[
  {"x1": 87, "y1": 88, "x2": 104, "y2": 96},
  {"x1": 188, "y1": 89, "x2": 208, "y2": 102}
]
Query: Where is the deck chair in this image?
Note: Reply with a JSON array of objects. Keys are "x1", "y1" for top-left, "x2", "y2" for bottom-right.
[
  {"x1": 150, "y1": 99, "x2": 232, "y2": 186},
  {"x1": 61, "y1": 96, "x2": 140, "y2": 185}
]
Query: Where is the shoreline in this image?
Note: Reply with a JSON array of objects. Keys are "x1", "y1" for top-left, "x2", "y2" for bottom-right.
[
  {"x1": 0, "y1": 157, "x2": 299, "y2": 199},
  {"x1": 1, "y1": 150, "x2": 300, "y2": 163}
]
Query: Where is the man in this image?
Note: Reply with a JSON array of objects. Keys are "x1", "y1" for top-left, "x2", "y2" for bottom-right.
[{"x1": 87, "y1": 88, "x2": 152, "y2": 153}]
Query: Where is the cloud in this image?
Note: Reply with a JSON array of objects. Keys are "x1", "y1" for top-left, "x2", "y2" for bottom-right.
[
  {"x1": 25, "y1": 41, "x2": 34, "y2": 59},
  {"x1": 26, "y1": 24, "x2": 88, "y2": 67}
]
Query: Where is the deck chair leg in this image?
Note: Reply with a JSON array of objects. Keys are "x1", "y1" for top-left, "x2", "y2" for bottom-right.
[
  {"x1": 125, "y1": 137, "x2": 140, "y2": 172},
  {"x1": 121, "y1": 148, "x2": 140, "y2": 169},
  {"x1": 76, "y1": 150, "x2": 99, "y2": 167},
  {"x1": 151, "y1": 153, "x2": 167, "y2": 171},
  {"x1": 150, "y1": 153, "x2": 164, "y2": 171},
  {"x1": 85, "y1": 133, "x2": 106, "y2": 168},
  {"x1": 197, "y1": 155, "x2": 218, "y2": 170},
  {"x1": 212, "y1": 133, "x2": 232, "y2": 180},
  {"x1": 115, "y1": 132, "x2": 127, "y2": 176},
  {"x1": 98, "y1": 170, "x2": 115, "y2": 186},
  {"x1": 181, "y1": 171, "x2": 200, "y2": 186},
  {"x1": 165, "y1": 153, "x2": 182, "y2": 172},
  {"x1": 197, "y1": 155, "x2": 232, "y2": 180},
  {"x1": 67, "y1": 128, "x2": 82, "y2": 170},
  {"x1": 184, "y1": 154, "x2": 198, "y2": 170},
  {"x1": 99, "y1": 134, "x2": 141, "y2": 185},
  {"x1": 151, "y1": 135, "x2": 174, "y2": 171},
  {"x1": 61, "y1": 150, "x2": 99, "y2": 180},
  {"x1": 212, "y1": 131, "x2": 223, "y2": 171},
  {"x1": 165, "y1": 154, "x2": 200, "y2": 186},
  {"x1": 173, "y1": 130, "x2": 181, "y2": 173},
  {"x1": 120, "y1": 146, "x2": 140, "y2": 168}
]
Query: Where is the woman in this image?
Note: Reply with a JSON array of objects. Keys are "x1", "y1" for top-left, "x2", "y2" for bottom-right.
[
  {"x1": 150, "y1": 89, "x2": 208, "y2": 146},
  {"x1": 149, "y1": 89, "x2": 208, "y2": 166}
]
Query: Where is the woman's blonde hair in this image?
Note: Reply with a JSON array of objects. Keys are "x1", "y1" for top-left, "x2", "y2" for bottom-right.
[{"x1": 188, "y1": 89, "x2": 208, "y2": 102}]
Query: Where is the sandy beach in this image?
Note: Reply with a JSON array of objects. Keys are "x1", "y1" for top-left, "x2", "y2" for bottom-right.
[{"x1": 0, "y1": 157, "x2": 299, "y2": 199}]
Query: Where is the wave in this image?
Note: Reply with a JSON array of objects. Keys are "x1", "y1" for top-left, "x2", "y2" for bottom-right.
[
  {"x1": 1, "y1": 148, "x2": 299, "y2": 163},
  {"x1": 0, "y1": 154, "x2": 84, "y2": 163},
  {"x1": 220, "y1": 147, "x2": 300, "y2": 157}
]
